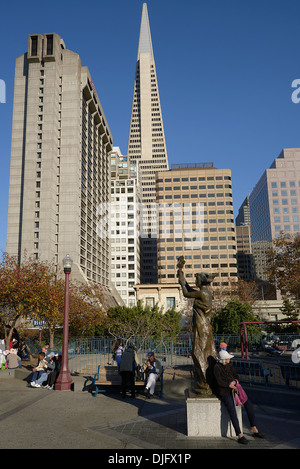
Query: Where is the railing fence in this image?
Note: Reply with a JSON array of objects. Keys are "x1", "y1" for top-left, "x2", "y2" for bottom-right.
[{"x1": 27, "y1": 333, "x2": 300, "y2": 390}]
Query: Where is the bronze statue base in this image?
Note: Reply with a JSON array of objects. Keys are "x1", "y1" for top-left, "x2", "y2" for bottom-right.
[{"x1": 191, "y1": 380, "x2": 215, "y2": 397}]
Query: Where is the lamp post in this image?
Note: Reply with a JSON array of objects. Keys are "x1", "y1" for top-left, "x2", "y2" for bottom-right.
[{"x1": 55, "y1": 254, "x2": 73, "y2": 391}]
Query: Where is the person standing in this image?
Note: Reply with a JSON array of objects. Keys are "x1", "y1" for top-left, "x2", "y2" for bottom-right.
[
  {"x1": 112, "y1": 339, "x2": 124, "y2": 371},
  {"x1": 119, "y1": 344, "x2": 137, "y2": 398}
]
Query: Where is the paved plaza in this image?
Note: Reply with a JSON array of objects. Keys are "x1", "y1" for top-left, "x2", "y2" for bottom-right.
[{"x1": 0, "y1": 369, "x2": 300, "y2": 452}]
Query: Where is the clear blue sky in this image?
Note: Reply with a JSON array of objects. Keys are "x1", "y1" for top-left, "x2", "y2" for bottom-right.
[{"x1": 1, "y1": 0, "x2": 300, "y2": 254}]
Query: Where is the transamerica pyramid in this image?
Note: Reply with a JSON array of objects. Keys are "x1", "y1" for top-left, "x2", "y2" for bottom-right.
[{"x1": 127, "y1": 3, "x2": 169, "y2": 283}]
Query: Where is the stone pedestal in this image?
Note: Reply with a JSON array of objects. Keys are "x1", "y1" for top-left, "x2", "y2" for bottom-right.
[{"x1": 186, "y1": 392, "x2": 242, "y2": 437}]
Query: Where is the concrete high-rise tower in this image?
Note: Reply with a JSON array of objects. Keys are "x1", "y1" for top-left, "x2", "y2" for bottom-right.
[
  {"x1": 6, "y1": 33, "x2": 121, "y2": 305},
  {"x1": 127, "y1": 3, "x2": 169, "y2": 283}
]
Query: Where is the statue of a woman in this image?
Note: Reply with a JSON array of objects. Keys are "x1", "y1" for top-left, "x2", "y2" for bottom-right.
[{"x1": 177, "y1": 256, "x2": 217, "y2": 395}]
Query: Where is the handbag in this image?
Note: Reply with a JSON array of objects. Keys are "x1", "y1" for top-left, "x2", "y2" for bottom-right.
[{"x1": 234, "y1": 381, "x2": 248, "y2": 406}]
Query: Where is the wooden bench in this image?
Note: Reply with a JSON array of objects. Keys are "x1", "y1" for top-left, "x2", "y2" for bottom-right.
[
  {"x1": 280, "y1": 364, "x2": 300, "y2": 386},
  {"x1": 232, "y1": 359, "x2": 272, "y2": 385},
  {"x1": 92, "y1": 365, "x2": 163, "y2": 398}
]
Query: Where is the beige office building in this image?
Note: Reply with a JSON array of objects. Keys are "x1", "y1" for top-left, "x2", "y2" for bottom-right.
[
  {"x1": 7, "y1": 33, "x2": 117, "y2": 301},
  {"x1": 156, "y1": 164, "x2": 238, "y2": 286},
  {"x1": 127, "y1": 3, "x2": 169, "y2": 283}
]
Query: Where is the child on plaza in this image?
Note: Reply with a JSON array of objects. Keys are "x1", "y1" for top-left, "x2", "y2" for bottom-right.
[{"x1": 6, "y1": 348, "x2": 22, "y2": 369}]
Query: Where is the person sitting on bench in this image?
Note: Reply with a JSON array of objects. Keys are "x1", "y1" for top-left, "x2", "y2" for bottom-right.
[
  {"x1": 261, "y1": 335, "x2": 283, "y2": 356},
  {"x1": 144, "y1": 352, "x2": 161, "y2": 398}
]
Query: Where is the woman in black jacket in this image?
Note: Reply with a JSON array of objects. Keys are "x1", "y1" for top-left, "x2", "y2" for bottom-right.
[{"x1": 214, "y1": 350, "x2": 264, "y2": 445}]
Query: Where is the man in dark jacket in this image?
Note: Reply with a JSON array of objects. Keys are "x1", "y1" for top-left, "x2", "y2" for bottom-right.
[{"x1": 119, "y1": 344, "x2": 137, "y2": 398}]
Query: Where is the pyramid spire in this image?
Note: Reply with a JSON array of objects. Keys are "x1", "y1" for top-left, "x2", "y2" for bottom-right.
[
  {"x1": 127, "y1": 2, "x2": 168, "y2": 166},
  {"x1": 127, "y1": 3, "x2": 169, "y2": 283},
  {"x1": 137, "y1": 3, "x2": 154, "y2": 58}
]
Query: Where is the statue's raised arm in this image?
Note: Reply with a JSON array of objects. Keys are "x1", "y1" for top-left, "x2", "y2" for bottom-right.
[{"x1": 177, "y1": 256, "x2": 197, "y2": 295}]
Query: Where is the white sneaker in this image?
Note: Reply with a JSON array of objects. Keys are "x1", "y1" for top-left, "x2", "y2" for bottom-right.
[{"x1": 31, "y1": 382, "x2": 41, "y2": 387}]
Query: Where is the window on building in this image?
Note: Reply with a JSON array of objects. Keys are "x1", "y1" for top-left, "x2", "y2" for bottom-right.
[
  {"x1": 46, "y1": 34, "x2": 54, "y2": 55},
  {"x1": 166, "y1": 297, "x2": 175, "y2": 309},
  {"x1": 145, "y1": 297, "x2": 155, "y2": 307},
  {"x1": 31, "y1": 36, "x2": 38, "y2": 56}
]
